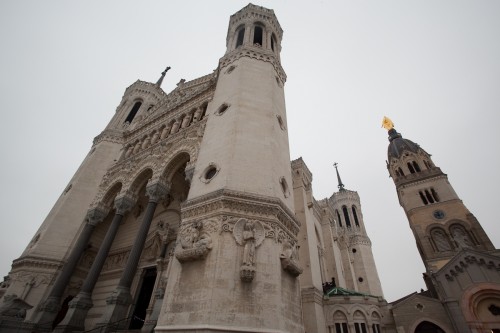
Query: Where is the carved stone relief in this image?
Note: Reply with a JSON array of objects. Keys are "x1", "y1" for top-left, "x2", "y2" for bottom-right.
[
  {"x1": 280, "y1": 239, "x2": 302, "y2": 277},
  {"x1": 232, "y1": 218, "x2": 265, "y2": 282},
  {"x1": 175, "y1": 219, "x2": 217, "y2": 263}
]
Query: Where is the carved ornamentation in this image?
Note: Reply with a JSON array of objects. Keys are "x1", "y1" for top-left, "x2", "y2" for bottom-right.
[
  {"x1": 280, "y1": 239, "x2": 302, "y2": 277},
  {"x1": 0, "y1": 294, "x2": 32, "y2": 319},
  {"x1": 175, "y1": 220, "x2": 215, "y2": 263},
  {"x1": 233, "y1": 219, "x2": 265, "y2": 282}
]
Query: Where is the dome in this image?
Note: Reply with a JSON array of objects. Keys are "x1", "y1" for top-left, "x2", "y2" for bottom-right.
[{"x1": 387, "y1": 128, "x2": 421, "y2": 160}]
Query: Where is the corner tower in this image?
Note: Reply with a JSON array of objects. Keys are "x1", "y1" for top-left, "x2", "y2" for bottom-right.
[
  {"x1": 328, "y1": 164, "x2": 384, "y2": 297},
  {"x1": 157, "y1": 5, "x2": 303, "y2": 333},
  {"x1": 385, "y1": 125, "x2": 495, "y2": 272}
]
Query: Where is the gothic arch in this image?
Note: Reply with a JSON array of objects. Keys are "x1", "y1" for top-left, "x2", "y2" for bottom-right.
[
  {"x1": 347, "y1": 304, "x2": 369, "y2": 321},
  {"x1": 326, "y1": 305, "x2": 349, "y2": 323}
]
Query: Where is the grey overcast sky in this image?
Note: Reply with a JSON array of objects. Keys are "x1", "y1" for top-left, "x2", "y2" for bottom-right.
[{"x1": 0, "y1": 1, "x2": 499, "y2": 303}]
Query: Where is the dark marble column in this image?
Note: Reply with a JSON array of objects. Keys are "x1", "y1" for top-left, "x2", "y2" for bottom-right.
[
  {"x1": 33, "y1": 207, "x2": 107, "y2": 328},
  {"x1": 95, "y1": 181, "x2": 170, "y2": 331},
  {"x1": 54, "y1": 195, "x2": 135, "y2": 333}
]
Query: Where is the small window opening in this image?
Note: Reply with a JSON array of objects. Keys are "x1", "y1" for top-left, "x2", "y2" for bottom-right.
[
  {"x1": 200, "y1": 103, "x2": 208, "y2": 119},
  {"x1": 215, "y1": 103, "x2": 229, "y2": 116},
  {"x1": 372, "y1": 324, "x2": 381, "y2": 333},
  {"x1": 253, "y1": 26, "x2": 263, "y2": 46},
  {"x1": 413, "y1": 161, "x2": 421, "y2": 172},
  {"x1": 352, "y1": 248, "x2": 357, "y2": 253},
  {"x1": 125, "y1": 101, "x2": 142, "y2": 123},
  {"x1": 205, "y1": 167, "x2": 217, "y2": 180},
  {"x1": 280, "y1": 177, "x2": 289, "y2": 197},
  {"x1": 147, "y1": 105, "x2": 154, "y2": 112},
  {"x1": 407, "y1": 162, "x2": 416, "y2": 174},
  {"x1": 342, "y1": 205, "x2": 351, "y2": 227},
  {"x1": 425, "y1": 190, "x2": 435, "y2": 204},
  {"x1": 419, "y1": 191, "x2": 428, "y2": 205},
  {"x1": 424, "y1": 160, "x2": 430, "y2": 169},
  {"x1": 395, "y1": 169, "x2": 400, "y2": 177},
  {"x1": 398, "y1": 167, "x2": 404, "y2": 176},
  {"x1": 336, "y1": 210, "x2": 343, "y2": 227},
  {"x1": 271, "y1": 35, "x2": 276, "y2": 51},
  {"x1": 352, "y1": 206, "x2": 360, "y2": 226},
  {"x1": 358, "y1": 277, "x2": 364, "y2": 283},
  {"x1": 431, "y1": 188, "x2": 440, "y2": 202},
  {"x1": 236, "y1": 27, "x2": 245, "y2": 48}
]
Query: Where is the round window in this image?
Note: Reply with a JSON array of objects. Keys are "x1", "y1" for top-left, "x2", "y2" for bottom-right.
[{"x1": 205, "y1": 167, "x2": 217, "y2": 180}]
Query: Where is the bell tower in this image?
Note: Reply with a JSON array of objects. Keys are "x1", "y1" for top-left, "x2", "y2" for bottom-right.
[
  {"x1": 156, "y1": 5, "x2": 303, "y2": 333},
  {"x1": 385, "y1": 122, "x2": 495, "y2": 272}
]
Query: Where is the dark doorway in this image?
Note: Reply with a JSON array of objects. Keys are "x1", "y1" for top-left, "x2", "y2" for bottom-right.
[
  {"x1": 129, "y1": 267, "x2": 157, "y2": 329},
  {"x1": 52, "y1": 295, "x2": 74, "y2": 328},
  {"x1": 415, "y1": 321, "x2": 445, "y2": 333}
]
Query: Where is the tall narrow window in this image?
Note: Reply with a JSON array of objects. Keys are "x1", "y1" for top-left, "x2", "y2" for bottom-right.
[
  {"x1": 253, "y1": 26, "x2": 263, "y2": 46},
  {"x1": 342, "y1": 205, "x2": 351, "y2": 227},
  {"x1": 352, "y1": 206, "x2": 360, "y2": 227},
  {"x1": 336, "y1": 210, "x2": 342, "y2": 227},
  {"x1": 271, "y1": 34, "x2": 276, "y2": 51},
  {"x1": 413, "y1": 161, "x2": 421, "y2": 172},
  {"x1": 236, "y1": 27, "x2": 245, "y2": 48},
  {"x1": 398, "y1": 167, "x2": 404, "y2": 176},
  {"x1": 431, "y1": 188, "x2": 440, "y2": 202},
  {"x1": 125, "y1": 101, "x2": 142, "y2": 123},
  {"x1": 407, "y1": 162, "x2": 416, "y2": 174},
  {"x1": 425, "y1": 190, "x2": 435, "y2": 204},
  {"x1": 419, "y1": 191, "x2": 428, "y2": 205}
]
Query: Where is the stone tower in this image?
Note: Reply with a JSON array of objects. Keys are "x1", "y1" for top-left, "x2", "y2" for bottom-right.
[
  {"x1": 156, "y1": 4, "x2": 303, "y2": 333},
  {"x1": 328, "y1": 164, "x2": 384, "y2": 297},
  {"x1": 386, "y1": 126, "x2": 495, "y2": 273}
]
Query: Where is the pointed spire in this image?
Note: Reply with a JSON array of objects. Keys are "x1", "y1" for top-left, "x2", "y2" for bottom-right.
[
  {"x1": 333, "y1": 162, "x2": 345, "y2": 191},
  {"x1": 155, "y1": 66, "x2": 171, "y2": 87}
]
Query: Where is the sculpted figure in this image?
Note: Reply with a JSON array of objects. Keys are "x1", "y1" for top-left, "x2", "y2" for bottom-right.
[
  {"x1": 0, "y1": 294, "x2": 33, "y2": 319},
  {"x1": 242, "y1": 221, "x2": 256, "y2": 266}
]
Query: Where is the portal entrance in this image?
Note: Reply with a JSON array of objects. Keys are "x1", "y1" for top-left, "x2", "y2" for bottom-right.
[
  {"x1": 129, "y1": 267, "x2": 157, "y2": 329},
  {"x1": 414, "y1": 321, "x2": 445, "y2": 333}
]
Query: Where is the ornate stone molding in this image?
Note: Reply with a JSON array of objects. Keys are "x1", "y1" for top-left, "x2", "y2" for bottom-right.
[
  {"x1": 219, "y1": 46, "x2": 287, "y2": 84},
  {"x1": 175, "y1": 220, "x2": 216, "y2": 263},
  {"x1": 182, "y1": 189, "x2": 300, "y2": 236},
  {"x1": 92, "y1": 129, "x2": 124, "y2": 146},
  {"x1": 86, "y1": 206, "x2": 108, "y2": 226},
  {"x1": 113, "y1": 195, "x2": 136, "y2": 215},
  {"x1": 146, "y1": 180, "x2": 171, "y2": 203}
]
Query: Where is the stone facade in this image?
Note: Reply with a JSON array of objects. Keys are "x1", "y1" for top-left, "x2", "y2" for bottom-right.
[{"x1": 0, "y1": 4, "x2": 499, "y2": 333}]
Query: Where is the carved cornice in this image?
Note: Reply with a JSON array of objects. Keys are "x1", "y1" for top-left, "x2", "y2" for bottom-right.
[
  {"x1": 93, "y1": 128, "x2": 124, "y2": 146},
  {"x1": 11, "y1": 256, "x2": 63, "y2": 271},
  {"x1": 182, "y1": 189, "x2": 300, "y2": 236},
  {"x1": 395, "y1": 167, "x2": 446, "y2": 188},
  {"x1": 219, "y1": 46, "x2": 287, "y2": 84},
  {"x1": 229, "y1": 4, "x2": 283, "y2": 39}
]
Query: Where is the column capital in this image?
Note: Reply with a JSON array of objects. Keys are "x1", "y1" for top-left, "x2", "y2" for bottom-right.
[
  {"x1": 86, "y1": 206, "x2": 108, "y2": 226},
  {"x1": 146, "y1": 180, "x2": 171, "y2": 203},
  {"x1": 114, "y1": 194, "x2": 136, "y2": 215}
]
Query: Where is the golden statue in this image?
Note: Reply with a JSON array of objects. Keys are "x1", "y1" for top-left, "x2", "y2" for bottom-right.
[{"x1": 381, "y1": 116, "x2": 394, "y2": 130}]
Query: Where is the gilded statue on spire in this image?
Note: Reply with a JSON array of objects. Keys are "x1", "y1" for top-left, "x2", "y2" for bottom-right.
[{"x1": 381, "y1": 116, "x2": 394, "y2": 130}]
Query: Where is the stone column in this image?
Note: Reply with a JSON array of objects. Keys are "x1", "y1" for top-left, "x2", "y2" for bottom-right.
[
  {"x1": 95, "y1": 180, "x2": 170, "y2": 331},
  {"x1": 33, "y1": 207, "x2": 107, "y2": 328},
  {"x1": 54, "y1": 195, "x2": 135, "y2": 333}
]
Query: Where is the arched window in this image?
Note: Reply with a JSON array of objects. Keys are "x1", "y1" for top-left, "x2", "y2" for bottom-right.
[
  {"x1": 450, "y1": 224, "x2": 474, "y2": 248},
  {"x1": 336, "y1": 210, "x2": 342, "y2": 227},
  {"x1": 412, "y1": 161, "x2": 421, "y2": 172},
  {"x1": 200, "y1": 102, "x2": 208, "y2": 119},
  {"x1": 398, "y1": 167, "x2": 404, "y2": 176},
  {"x1": 333, "y1": 310, "x2": 348, "y2": 333},
  {"x1": 253, "y1": 26, "x2": 263, "y2": 46},
  {"x1": 425, "y1": 190, "x2": 435, "y2": 204},
  {"x1": 236, "y1": 26, "x2": 245, "y2": 48},
  {"x1": 407, "y1": 162, "x2": 416, "y2": 174},
  {"x1": 342, "y1": 205, "x2": 351, "y2": 227},
  {"x1": 431, "y1": 228, "x2": 452, "y2": 252},
  {"x1": 431, "y1": 188, "x2": 440, "y2": 202},
  {"x1": 125, "y1": 101, "x2": 142, "y2": 123},
  {"x1": 352, "y1": 206, "x2": 360, "y2": 227},
  {"x1": 419, "y1": 191, "x2": 428, "y2": 205},
  {"x1": 271, "y1": 34, "x2": 277, "y2": 52},
  {"x1": 414, "y1": 321, "x2": 445, "y2": 333}
]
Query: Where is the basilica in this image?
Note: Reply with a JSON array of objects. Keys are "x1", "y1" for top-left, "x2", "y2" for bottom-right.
[{"x1": 0, "y1": 4, "x2": 499, "y2": 333}]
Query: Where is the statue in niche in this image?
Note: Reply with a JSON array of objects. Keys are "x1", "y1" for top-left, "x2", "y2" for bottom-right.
[
  {"x1": 0, "y1": 294, "x2": 32, "y2": 319},
  {"x1": 280, "y1": 239, "x2": 302, "y2": 277},
  {"x1": 233, "y1": 218, "x2": 265, "y2": 282},
  {"x1": 175, "y1": 221, "x2": 212, "y2": 263}
]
